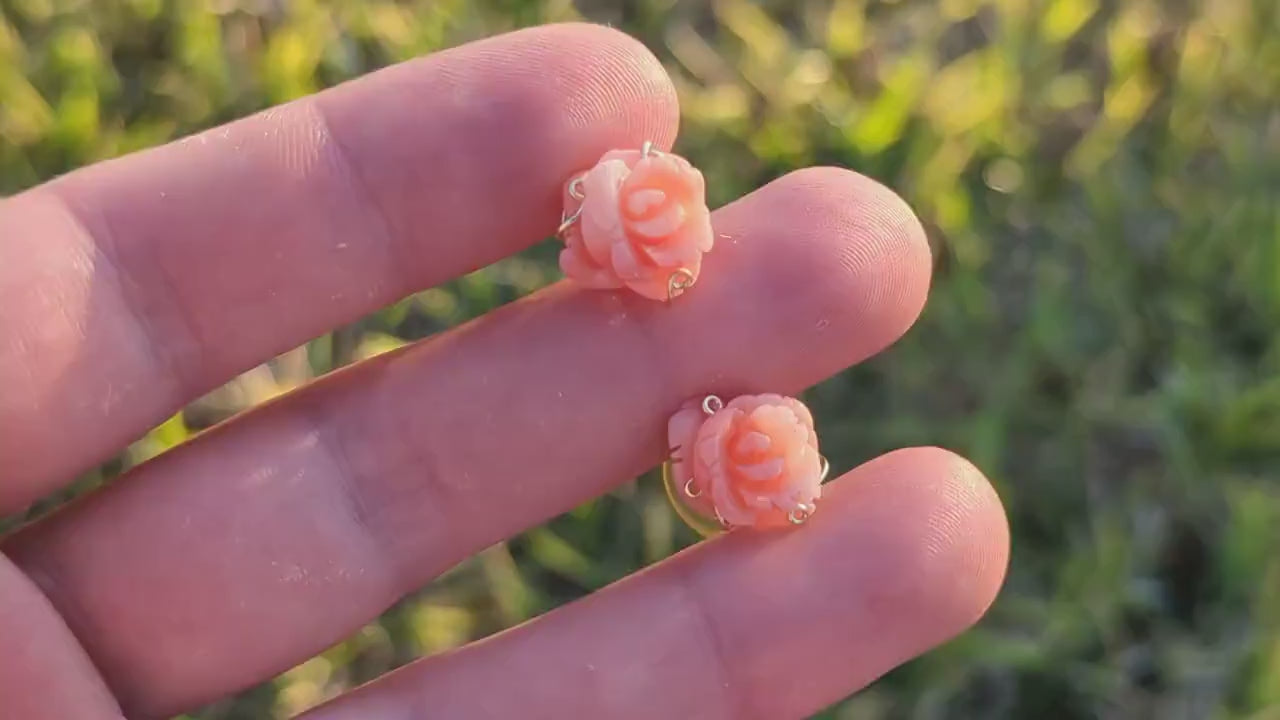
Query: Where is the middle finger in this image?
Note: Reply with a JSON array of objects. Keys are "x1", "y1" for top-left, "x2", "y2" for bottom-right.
[{"x1": 5, "y1": 167, "x2": 930, "y2": 718}]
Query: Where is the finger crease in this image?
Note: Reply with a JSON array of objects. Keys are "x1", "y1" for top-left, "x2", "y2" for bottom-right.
[
  {"x1": 304, "y1": 98, "x2": 420, "y2": 299},
  {"x1": 677, "y1": 561, "x2": 754, "y2": 720},
  {"x1": 41, "y1": 188, "x2": 191, "y2": 413},
  {"x1": 297, "y1": 399, "x2": 409, "y2": 594}
]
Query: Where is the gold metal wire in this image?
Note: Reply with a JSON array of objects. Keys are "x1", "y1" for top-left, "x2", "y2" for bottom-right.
[
  {"x1": 662, "y1": 458, "x2": 727, "y2": 538},
  {"x1": 787, "y1": 503, "x2": 817, "y2": 525},
  {"x1": 701, "y1": 394, "x2": 724, "y2": 415},
  {"x1": 557, "y1": 208, "x2": 582, "y2": 237},
  {"x1": 667, "y1": 268, "x2": 696, "y2": 301},
  {"x1": 713, "y1": 506, "x2": 731, "y2": 529},
  {"x1": 556, "y1": 175, "x2": 587, "y2": 238}
]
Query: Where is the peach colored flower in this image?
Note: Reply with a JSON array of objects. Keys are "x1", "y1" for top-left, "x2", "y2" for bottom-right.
[
  {"x1": 559, "y1": 147, "x2": 714, "y2": 301},
  {"x1": 668, "y1": 394, "x2": 823, "y2": 530}
]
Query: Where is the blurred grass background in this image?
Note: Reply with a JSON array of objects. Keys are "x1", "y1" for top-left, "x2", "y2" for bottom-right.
[{"x1": 3, "y1": 0, "x2": 1280, "y2": 718}]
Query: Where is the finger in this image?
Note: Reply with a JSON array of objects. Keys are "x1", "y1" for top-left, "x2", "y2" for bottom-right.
[
  {"x1": 0, "y1": 22, "x2": 678, "y2": 513},
  {"x1": 5, "y1": 167, "x2": 932, "y2": 718},
  {"x1": 302, "y1": 448, "x2": 1010, "y2": 720},
  {"x1": 0, "y1": 554, "x2": 121, "y2": 720}
]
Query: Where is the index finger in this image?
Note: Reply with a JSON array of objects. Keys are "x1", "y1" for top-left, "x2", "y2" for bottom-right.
[{"x1": 0, "y1": 23, "x2": 678, "y2": 513}]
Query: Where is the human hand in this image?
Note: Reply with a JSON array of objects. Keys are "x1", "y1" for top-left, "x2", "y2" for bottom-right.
[{"x1": 0, "y1": 23, "x2": 1009, "y2": 719}]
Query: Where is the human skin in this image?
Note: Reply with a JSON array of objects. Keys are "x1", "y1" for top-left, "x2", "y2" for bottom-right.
[{"x1": 0, "y1": 23, "x2": 1010, "y2": 720}]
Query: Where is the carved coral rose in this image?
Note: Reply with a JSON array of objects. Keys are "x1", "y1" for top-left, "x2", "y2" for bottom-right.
[
  {"x1": 559, "y1": 147, "x2": 714, "y2": 301},
  {"x1": 668, "y1": 394, "x2": 824, "y2": 530}
]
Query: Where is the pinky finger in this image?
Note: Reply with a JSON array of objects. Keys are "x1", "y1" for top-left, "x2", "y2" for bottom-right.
[{"x1": 302, "y1": 447, "x2": 1010, "y2": 720}]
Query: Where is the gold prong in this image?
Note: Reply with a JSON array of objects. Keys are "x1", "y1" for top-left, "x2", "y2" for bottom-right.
[
  {"x1": 713, "y1": 506, "x2": 731, "y2": 529},
  {"x1": 556, "y1": 207, "x2": 582, "y2": 237},
  {"x1": 701, "y1": 394, "x2": 724, "y2": 416},
  {"x1": 788, "y1": 503, "x2": 816, "y2": 525},
  {"x1": 667, "y1": 268, "x2": 696, "y2": 301}
]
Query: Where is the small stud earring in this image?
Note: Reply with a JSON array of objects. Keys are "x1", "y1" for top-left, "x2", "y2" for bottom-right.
[
  {"x1": 557, "y1": 142, "x2": 714, "y2": 302},
  {"x1": 664, "y1": 393, "x2": 830, "y2": 537}
]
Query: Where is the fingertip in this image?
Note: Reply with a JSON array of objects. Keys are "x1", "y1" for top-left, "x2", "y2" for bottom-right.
[
  {"x1": 535, "y1": 22, "x2": 681, "y2": 150},
  {"x1": 650, "y1": 445, "x2": 1011, "y2": 718},
  {"x1": 827, "y1": 446, "x2": 1009, "y2": 652},
  {"x1": 786, "y1": 166, "x2": 932, "y2": 353},
  {"x1": 713, "y1": 167, "x2": 932, "y2": 370}
]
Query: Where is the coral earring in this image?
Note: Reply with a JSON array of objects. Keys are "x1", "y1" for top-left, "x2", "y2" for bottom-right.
[
  {"x1": 557, "y1": 142, "x2": 714, "y2": 302},
  {"x1": 664, "y1": 393, "x2": 831, "y2": 536}
]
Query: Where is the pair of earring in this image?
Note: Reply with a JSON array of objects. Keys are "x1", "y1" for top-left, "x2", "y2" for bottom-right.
[{"x1": 556, "y1": 142, "x2": 831, "y2": 538}]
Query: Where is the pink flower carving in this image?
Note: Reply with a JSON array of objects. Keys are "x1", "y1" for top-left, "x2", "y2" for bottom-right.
[
  {"x1": 559, "y1": 147, "x2": 714, "y2": 301},
  {"x1": 667, "y1": 394, "x2": 823, "y2": 530}
]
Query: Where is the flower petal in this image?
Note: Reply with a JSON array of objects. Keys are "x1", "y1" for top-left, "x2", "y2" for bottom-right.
[
  {"x1": 724, "y1": 394, "x2": 778, "y2": 416},
  {"x1": 637, "y1": 219, "x2": 707, "y2": 268},
  {"x1": 729, "y1": 431, "x2": 773, "y2": 463},
  {"x1": 610, "y1": 236, "x2": 648, "y2": 280},
  {"x1": 625, "y1": 188, "x2": 667, "y2": 218},
  {"x1": 579, "y1": 159, "x2": 630, "y2": 267},
  {"x1": 627, "y1": 203, "x2": 686, "y2": 241},
  {"x1": 733, "y1": 457, "x2": 786, "y2": 484},
  {"x1": 778, "y1": 396, "x2": 816, "y2": 433},
  {"x1": 667, "y1": 401, "x2": 707, "y2": 494},
  {"x1": 559, "y1": 241, "x2": 622, "y2": 289},
  {"x1": 709, "y1": 470, "x2": 755, "y2": 527}
]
